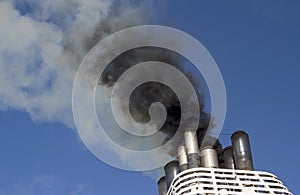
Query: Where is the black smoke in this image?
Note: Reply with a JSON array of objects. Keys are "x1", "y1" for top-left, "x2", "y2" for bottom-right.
[{"x1": 99, "y1": 47, "x2": 222, "y2": 156}]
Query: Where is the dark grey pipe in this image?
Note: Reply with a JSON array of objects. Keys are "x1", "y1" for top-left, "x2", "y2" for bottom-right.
[
  {"x1": 164, "y1": 161, "x2": 179, "y2": 191},
  {"x1": 231, "y1": 130, "x2": 254, "y2": 170},
  {"x1": 157, "y1": 176, "x2": 167, "y2": 195},
  {"x1": 223, "y1": 146, "x2": 235, "y2": 169}
]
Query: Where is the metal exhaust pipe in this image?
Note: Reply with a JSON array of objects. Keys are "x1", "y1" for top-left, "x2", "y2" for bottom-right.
[
  {"x1": 231, "y1": 130, "x2": 254, "y2": 170},
  {"x1": 184, "y1": 129, "x2": 200, "y2": 168},
  {"x1": 177, "y1": 145, "x2": 188, "y2": 172},
  {"x1": 157, "y1": 176, "x2": 167, "y2": 195},
  {"x1": 222, "y1": 146, "x2": 235, "y2": 169},
  {"x1": 164, "y1": 160, "x2": 179, "y2": 191},
  {"x1": 200, "y1": 146, "x2": 219, "y2": 168}
]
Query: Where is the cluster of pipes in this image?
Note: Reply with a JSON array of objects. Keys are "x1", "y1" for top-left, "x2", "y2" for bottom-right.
[{"x1": 158, "y1": 130, "x2": 254, "y2": 195}]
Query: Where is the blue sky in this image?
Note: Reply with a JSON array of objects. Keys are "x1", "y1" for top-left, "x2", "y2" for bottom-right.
[{"x1": 1, "y1": 0, "x2": 299, "y2": 194}]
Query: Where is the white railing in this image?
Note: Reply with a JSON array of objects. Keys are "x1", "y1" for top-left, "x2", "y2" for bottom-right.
[{"x1": 167, "y1": 167, "x2": 292, "y2": 195}]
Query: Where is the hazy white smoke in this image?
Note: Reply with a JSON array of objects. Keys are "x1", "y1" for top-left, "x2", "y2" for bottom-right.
[{"x1": 0, "y1": 0, "x2": 151, "y2": 127}]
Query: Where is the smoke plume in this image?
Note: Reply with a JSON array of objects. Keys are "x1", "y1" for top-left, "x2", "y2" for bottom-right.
[
  {"x1": 0, "y1": 0, "x2": 222, "y2": 180},
  {"x1": 99, "y1": 47, "x2": 216, "y2": 151},
  {"x1": 0, "y1": 0, "x2": 151, "y2": 126}
]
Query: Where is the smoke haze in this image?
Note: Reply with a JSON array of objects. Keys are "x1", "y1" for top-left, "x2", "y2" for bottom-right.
[{"x1": 0, "y1": 0, "x2": 151, "y2": 126}]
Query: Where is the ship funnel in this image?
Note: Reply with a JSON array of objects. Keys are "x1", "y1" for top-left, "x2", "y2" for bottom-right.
[
  {"x1": 231, "y1": 130, "x2": 254, "y2": 170},
  {"x1": 223, "y1": 146, "x2": 235, "y2": 169},
  {"x1": 157, "y1": 176, "x2": 167, "y2": 195},
  {"x1": 200, "y1": 146, "x2": 219, "y2": 168},
  {"x1": 164, "y1": 160, "x2": 179, "y2": 191},
  {"x1": 177, "y1": 145, "x2": 188, "y2": 171},
  {"x1": 184, "y1": 129, "x2": 200, "y2": 168}
]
